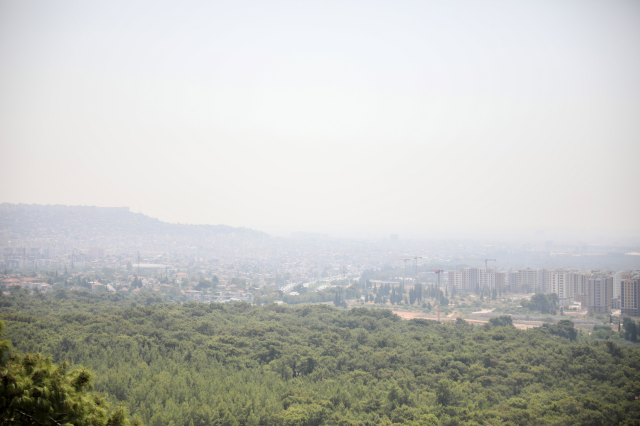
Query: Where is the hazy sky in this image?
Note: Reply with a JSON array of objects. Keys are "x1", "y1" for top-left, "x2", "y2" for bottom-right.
[{"x1": 1, "y1": 0, "x2": 639, "y2": 237}]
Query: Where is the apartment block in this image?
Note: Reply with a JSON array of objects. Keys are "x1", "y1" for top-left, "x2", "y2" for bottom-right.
[
  {"x1": 507, "y1": 270, "x2": 519, "y2": 292},
  {"x1": 545, "y1": 269, "x2": 574, "y2": 305},
  {"x1": 621, "y1": 272, "x2": 639, "y2": 317},
  {"x1": 613, "y1": 272, "x2": 622, "y2": 299},
  {"x1": 517, "y1": 268, "x2": 543, "y2": 293},
  {"x1": 494, "y1": 271, "x2": 506, "y2": 292},
  {"x1": 587, "y1": 273, "x2": 613, "y2": 314},
  {"x1": 448, "y1": 270, "x2": 464, "y2": 291},
  {"x1": 572, "y1": 271, "x2": 588, "y2": 307}
]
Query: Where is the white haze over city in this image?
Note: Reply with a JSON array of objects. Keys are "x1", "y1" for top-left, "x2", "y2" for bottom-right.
[{"x1": 1, "y1": 0, "x2": 639, "y2": 239}]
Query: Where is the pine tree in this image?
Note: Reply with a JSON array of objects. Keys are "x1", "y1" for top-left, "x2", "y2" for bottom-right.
[{"x1": 0, "y1": 320, "x2": 138, "y2": 425}]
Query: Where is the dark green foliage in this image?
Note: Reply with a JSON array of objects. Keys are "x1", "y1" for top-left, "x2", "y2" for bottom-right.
[
  {"x1": 195, "y1": 278, "x2": 216, "y2": 291},
  {"x1": 543, "y1": 319, "x2": 578, "y2": 341},
  {"x1": 1, "y1": 293, "x2": 640, "y2": 425},
  {"x1": 623, "y1": 317, "x2": 639, "y2": 342},
  {"x1": 489, "y1": 315, "x2": 513, "y2": 327},
  {"x1": 131, "y1": 276, "x2": 143, "y2": 289},
  {"x1": 592, "y1": 324, "x2": 615, "y2": 340},
  {"x1": 333, "y1": 290, "x2": 348, "y2": 308},
  {"x1": 0, "y1": 320, "x2": 140, "y2": 426},
  {"x1": 522, "y1": 293, "x2": 558, "y2": 314}
]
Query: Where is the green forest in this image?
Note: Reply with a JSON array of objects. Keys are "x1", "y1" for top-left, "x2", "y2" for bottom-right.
[{"x1": 1, "y1": 289, "x2": 640, "y2": 425}]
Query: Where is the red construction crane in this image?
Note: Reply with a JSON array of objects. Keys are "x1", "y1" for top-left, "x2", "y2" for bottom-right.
[
  {"x1": 484, "y1": 259, "x2": 496, "y2": 269},
  {"x1": 430, "y1": 269, "x2": 444, "y2": 322}
]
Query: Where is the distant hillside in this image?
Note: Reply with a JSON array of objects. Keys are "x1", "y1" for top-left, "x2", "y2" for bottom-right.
[{"x1": 0, "y1": 203, "x2": 265, "y2": 240}]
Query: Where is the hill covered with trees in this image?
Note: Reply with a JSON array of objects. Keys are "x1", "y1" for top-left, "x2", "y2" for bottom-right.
[
  {"x1": 1, "y1": 290, "x2": 639, "y2": 425},
  {"x1": 0, "y1": 203, "x2": 264, "y2": 240}
]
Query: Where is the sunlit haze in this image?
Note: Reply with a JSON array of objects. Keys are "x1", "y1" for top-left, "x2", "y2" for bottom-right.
[{"x1": 1, "y1": 0, "x2": 639, "y2": 238}]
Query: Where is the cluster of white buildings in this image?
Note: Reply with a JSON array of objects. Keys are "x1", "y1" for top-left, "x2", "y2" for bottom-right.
[
  {"x1": 1, "y1": 246, "x2": 109, "y2": 270},
  {"x1": 447, "y1": 267, "x2": 640, "y2": 315}
]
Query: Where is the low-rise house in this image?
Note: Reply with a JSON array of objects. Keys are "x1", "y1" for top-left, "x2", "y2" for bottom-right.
[{"x1": 91, "y1": 282, "x2": 105, "y2": 292}]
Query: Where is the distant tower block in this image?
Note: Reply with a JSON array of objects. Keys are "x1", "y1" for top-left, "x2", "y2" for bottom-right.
[{"x1": 390, "y1": 234, "x2": 399, "y2": 241}]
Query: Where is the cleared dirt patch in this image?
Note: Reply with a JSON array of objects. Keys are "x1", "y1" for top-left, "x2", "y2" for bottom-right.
[
  {"x1": 392, "y1": 310, "x2": 430, "y2": 320},
  {"x1": 471, "y1": 309, "x2": 495, "y2": 314},
  {"x1": 392, "y1": 310, "x2": 541, "y2": 329}
]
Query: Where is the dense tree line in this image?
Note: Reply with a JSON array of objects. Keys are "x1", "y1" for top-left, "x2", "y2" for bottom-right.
[
  {"x1": 282, "y1": 285, "x2": 359, "y2": 306},
  {"x1": 0, "y1": 319, "x2": 141, "y2": 425},
  {"x1": 284, "y1": 280, "x2": 449, "y2": 309},
  {"x1": 1, "y1": 290, "x2": 640, "y2": 425}
]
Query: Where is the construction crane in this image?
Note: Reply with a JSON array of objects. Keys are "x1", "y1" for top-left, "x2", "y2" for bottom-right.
[
  {"x1": 402, "y1": 258, "x2": 410, "y2": 287},
  {"x1": 450, "y1": 258, "x2": 497, "y2": 269},
  {"x1": 414, "y1": 256, "x2": 422, "y2": 286},
  {"x1": 484, "y1": 259, "x2": 496, "y2": 269},
  {"x1": 430, "y1": 270, "x2": 444, "y2": 322},
  {"x1": 392, "y1": 257, "x2": 412, "y2": 287}
]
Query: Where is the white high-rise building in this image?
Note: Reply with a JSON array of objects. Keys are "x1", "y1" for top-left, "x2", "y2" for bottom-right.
[
  {"x1": 507, "y1": 270, "x2": 519, "y2": 292},
  {"x1": 543, "y1": 269, "x2": 553, "y2": 294},
  {"x1": 450, "y1": 267, "x2": 509, "y2": 293},
  {"x1": 469, "y1": 267, "x2": 481, "y2": 291},
  {"x1": 572, "y1": 271, "x2": 589, "y2": 306},
  {"x1": 612, "y1": 272, "x2": 622, "y2": 299},
  {"x1": 494, "y1": 270, "x2": 506, "y2": 293},
  {"x1": 587, "y1": 272, "x2": 613, "y2": 314},
  {"x1": 459, "y1": 267, "x2": 481, "y2": 292},
  {"x1": 448, "y1": 270, "x2": 464, "y2": 290},
  {"x1": 480, "y1": 268, "x2": 495, "y2": 291},
  {"x1": 518, "y1": 268, "x2": 543, "y2": 293},
  {"x1": 621, "y1": 272, "x2": 639, "y2": 317},
  {"x1": 546, "y1": 269, "x2": 573, "y2": 305}
]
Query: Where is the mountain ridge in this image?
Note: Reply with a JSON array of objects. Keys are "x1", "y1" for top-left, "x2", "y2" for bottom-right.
[{"x1": 0, "y1": 202, "x2": 266, "y2": 240}]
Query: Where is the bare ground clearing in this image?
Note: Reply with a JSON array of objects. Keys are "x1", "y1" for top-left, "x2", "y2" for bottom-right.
[{"x1": 392, "y1": 310, "x2": 541, "y2": 329}]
